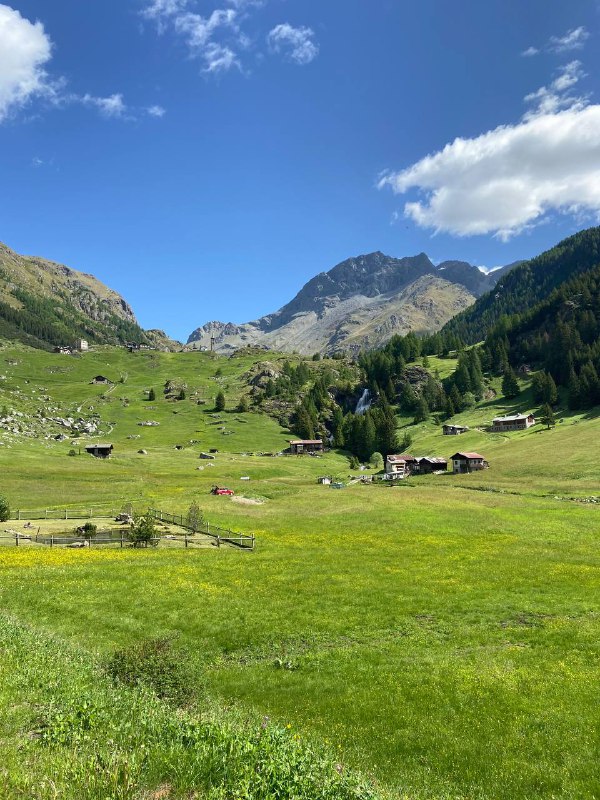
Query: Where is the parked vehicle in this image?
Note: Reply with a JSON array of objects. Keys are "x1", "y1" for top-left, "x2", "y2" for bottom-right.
[{"x1": 210, "y1": 486, "x2": 234, "y2": 496}]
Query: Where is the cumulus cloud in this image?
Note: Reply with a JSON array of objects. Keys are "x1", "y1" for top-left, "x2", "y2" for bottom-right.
[
  {"x1": 142, "y1": 0, "x2": 241, "y2": 73},
  {"x1": 0, "y1": 3, "x2": 54, "y2": 121},
  {"x1": 267, "y1": 23, "x2": 319, "y2": 65},
  {"x1": 522, "y1": 25, "x2": 589, "y2": 57},
  {"x1": 146, "y1": 104, "x2": 166, "y2": 117},
  {"x1": 378, "y1": 105, "x2": 600, "y2": 241}
]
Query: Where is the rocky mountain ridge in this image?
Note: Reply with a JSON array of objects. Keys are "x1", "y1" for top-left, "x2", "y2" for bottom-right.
[
  {"x1": 187, "y1": 251, "x2": 514, "y2": 355},
  {"x1": 0, "y1": 241, "x2": 179, "y2": 351}
]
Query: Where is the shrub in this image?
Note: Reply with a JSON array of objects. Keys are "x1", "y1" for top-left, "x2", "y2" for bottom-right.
[
  {"x1": 237, "y1": 395, "x2": 249, "y2": 413},
  {"x1": 81, "y1": 522, "x2": 97, "y2": 540},
  {"x1": 148, "y1": 388, "x2": 156, "y2": 401},
  {"x1": 349, "y1": 455, "x2": 360, "y2": 469},
  {"x1": 185, "y1": 501, "x2": 203, "y2": 533},
  {"x1": 68, "y1": 449, "x2": 77, "y2": 457},
  {"x1": 105, "y1": 636, "x2": 192, "y2": 705},
  {"x1": 370, "y1": 452, "x2": 384, "y2": 470},
  {"x1": 128, "y1": 512, "x2": 158, "y2": 548},
  {"x1": 0, "y1": 495, "x2": 9, "y2": 522}
]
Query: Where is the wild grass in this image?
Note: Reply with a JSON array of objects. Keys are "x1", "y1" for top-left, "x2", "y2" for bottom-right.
[{"x1": 1, "y1": 342, "x2": 600, "y2": 798}]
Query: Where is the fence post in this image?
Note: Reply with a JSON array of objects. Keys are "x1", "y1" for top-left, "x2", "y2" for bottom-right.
[
  {"x1": 160, "y1": 510, "x2": 163, "y2": 521},
  {"x1": 120, "y1": 531, "x2": 124, "y2": 549},
  {"x1": 252, "y1": 535, "x2": 255, "y2": 550},
  {"x1": 50, "y1": 535, "x2": 54, "y2": 548},
  {"x1": 185, "y1": 532, "x2": 188, "y2": 548},
  {"x1": 17, "y1": 510, "x2": 21, "y2": 520},
  {"x1": 45, "y1": 510, "x2": 48, "y2": 519},
  {"x1": 65, "y1": 509, "x2": 68, "y2": 520},
  {"x1": 217, "y1": 534, "x2": 220, "y2": 548},
  {"x1": 15, "y1": 533, "x2": 18, "y2": 547}
]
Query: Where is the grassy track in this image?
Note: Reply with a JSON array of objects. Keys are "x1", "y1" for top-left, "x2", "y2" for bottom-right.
[{"x1": 1, "y1": 342, "x2": 600, "y2": 798}]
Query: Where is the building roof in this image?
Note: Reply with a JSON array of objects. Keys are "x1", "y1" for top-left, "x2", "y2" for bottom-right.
[
  {"x1": 451, "y1": 452, "x2": 485, "y2": 460},
  {"x1": 387, "y1": 453, "x2": 418, "y2": 463},
  {"x1": 289, "y1": 439, "x2": 323, "y2": 445},
  {"x1": 444, "y1": 423, "x2": 468, "y2": 429},
  {"x1": 418, "y1": 456, "x2": 448, "y2": 464},
  {"x1": 86, "y1": 443, "x2": 113, "y2": 449},
  {"x1": 493, "y1": 413, "x2": 534, "y2": 423}
]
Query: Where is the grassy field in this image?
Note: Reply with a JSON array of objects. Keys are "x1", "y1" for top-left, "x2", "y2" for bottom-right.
[{"x1": 1, "y1": 342, "x2": 599, "y2": 799}]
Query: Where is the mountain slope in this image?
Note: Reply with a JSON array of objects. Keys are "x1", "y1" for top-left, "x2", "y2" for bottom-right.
[
  {"x1": 442, "y1": 227, "x2": 600, "y2": 344},
  {"x1": 187, "y1": 251, "x2": 508, "y2": 355},
  {"x1": 0, "y1": 242, "x2": 157, "y2": 350}
]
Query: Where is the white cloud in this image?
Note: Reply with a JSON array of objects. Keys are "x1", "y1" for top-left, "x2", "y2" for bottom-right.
[
  {"x1": 267, "y1": 23, "x2": 319, "y2": 65},
  {"x1": 142, "y1": 1, "x2": 241, "y2": 73},
  {"x1": 0, "y1": 3, "x2": 54, "y2": 121},
  {"x1": 80, "y1": 92, "x2": 127, "y2": 118},
  {"x1": 146, "y1": 104, "x2": 166, "y2": 117},
  {"x1": 549, "y1": 26, "x2": 589, "y2": 52},
  {"x1": 522, "y1": 25, "x2": 589, "y2": 57},
  {"x1": 378, "y1": 105, "x2": 600, "y2": 241},
  {"x1": 521, "y1": 46, "x2": 539, "y2": 57},
  {"x1": 523, "y1": 60, "x2": 587, "y2": 119}
]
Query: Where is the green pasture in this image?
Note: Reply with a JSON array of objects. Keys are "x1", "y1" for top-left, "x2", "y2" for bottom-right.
[{"x1": 1, "y1": 342, "x2": 600, "y2": 799}]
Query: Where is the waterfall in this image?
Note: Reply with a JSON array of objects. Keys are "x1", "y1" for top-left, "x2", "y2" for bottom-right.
[{"x1": 355, "y1": 388, "x2": 371, "y2": 415}]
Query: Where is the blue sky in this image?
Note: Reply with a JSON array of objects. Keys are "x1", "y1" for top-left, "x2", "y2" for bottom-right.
[{"x1": 1, "y1": 0, "x2": 600, "y2": 340}]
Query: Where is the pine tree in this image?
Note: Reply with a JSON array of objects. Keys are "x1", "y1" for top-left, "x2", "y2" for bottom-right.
[
  {"x1": 501, "y1": 368, "x2": 520, "y2": 399},
  {"x1": 148, "y1": 388, "x2": 155, "y2": 402},
  {"x1": 215, "y1": 391, "x2": 226, "y2": 411},
  {"x1": 540, "y1": 403, "x2": 556, "y2": 429},
  {"x1": 237, "y1": 395, "x2": 249, "y2": 412},
  {"x1": 295, "y1": 405, "x2": 315, "y2": 440},
  {"x1": 413, "y1": 397, "x2": 429, "y2": 423}
]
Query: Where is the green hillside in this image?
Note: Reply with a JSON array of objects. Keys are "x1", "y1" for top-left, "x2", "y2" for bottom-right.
[
  {"x1": 442, "y1": 226, "x2": 600, "y2": 344},
  {"x1": 1, "y1": 341, "x2": 600, "y2": 799}
]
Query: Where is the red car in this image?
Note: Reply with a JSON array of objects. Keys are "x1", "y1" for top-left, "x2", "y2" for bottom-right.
[{"x1": 210, "y1": 486, "x2": 234, "y2": 496}]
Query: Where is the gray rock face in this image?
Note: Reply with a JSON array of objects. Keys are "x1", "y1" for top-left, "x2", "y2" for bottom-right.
[{"x1": 186, "y1": 251, "x2": 514, "y2": 355}]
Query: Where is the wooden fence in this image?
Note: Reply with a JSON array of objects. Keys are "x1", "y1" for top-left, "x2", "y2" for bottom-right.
[
  {"x1": 3, "y1": 508, "x2": 255, "y2": 551},
  {"x1": 9, "y1": 508, "x2": 113, "y2": 521},
  {"x1": 149, "y1": 508, "x2": 255, "y2": 550}
]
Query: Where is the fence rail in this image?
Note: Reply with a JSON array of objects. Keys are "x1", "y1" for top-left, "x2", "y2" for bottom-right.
[
  {"x1": 3, "y1": 508, "x2": 255, "y2": 551},
  {"x1": 149, "y1": 508, "x2": 255, "y2": 550},
  {"x1": 9, "y1": 509, "x2": 114, "y2": 521}
]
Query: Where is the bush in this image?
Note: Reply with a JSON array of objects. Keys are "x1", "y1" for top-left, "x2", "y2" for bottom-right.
[
  {"x1": 128, "y1": 512, "x2": 158, "y2": 548},
  {"x1": 0, "y1": 495, "x2": 9, "y2": 522},
  {"x1": 68, "y1": 449, "x2": 77, "y2": 457},
  {"x1": 185, "y1": 501, "x2": 203, "y2": 533},
  {"x1": 349, "y1": 455, "x2": 360, "y2": 469},
  {"x1": 148, "y1": 388, "x2": 156, "y2": 401},
  {"x1": 81, "y1": 522, "x2": 97, "y2": 540},
  {"x1": 237, "y1": 395, "x2": 249, "y2": 413},
  {"x1": 105, "y1": 636, "x2": 192, "y2": 705},
  {"x1": 370, "y1": 452, "x2": 384, "y2": 470}
]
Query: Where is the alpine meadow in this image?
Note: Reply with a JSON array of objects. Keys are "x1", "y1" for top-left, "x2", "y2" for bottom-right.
[{"x1": 2, "y1": 2, "x2": 600, "y2": 799}]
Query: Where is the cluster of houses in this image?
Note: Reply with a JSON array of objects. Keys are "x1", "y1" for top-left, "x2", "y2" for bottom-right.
[
  {"x1": 385, "y1": 452, "x2": 488, "y2": 477},
  {"x1": 53, "y1": 339, "x2": 89, "y2": 355}
]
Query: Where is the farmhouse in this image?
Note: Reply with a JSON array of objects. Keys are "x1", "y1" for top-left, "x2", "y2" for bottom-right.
[
  {"x1": 385, "y1": 454, "x2": 418, "y2": 478},
  {"x1": 451, "y1": 452, "x2": 488, "y2": 474},
  {"x1": 53, "y1": 346, "x2": 72, "y2": 355},
  {"x1": 289, "y1": 439, "x2": 324, "y2": 454},
  {"x1": 443, "y1": 424, "x2": 469, "y2": 435},
  {"x1": 417, "y1": 456, "x2": 448, "y2": 474},
  {"x1": 85, "y1": 443, "x2": 113, "y2": 458},
  {"x1": 90, "y1": 375, "x2": 112, "y2": 385},
  {"x1": 491, "y1": 413, "x2": 535, "y2": 432},
  {"x1": 74, "y1": 339, "x2": 89, "y2": 351}
]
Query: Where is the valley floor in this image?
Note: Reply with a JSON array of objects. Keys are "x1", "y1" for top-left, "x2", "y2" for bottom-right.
[{"x1": 1, "y1": 343, "x2": 599, "y2": 798}]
